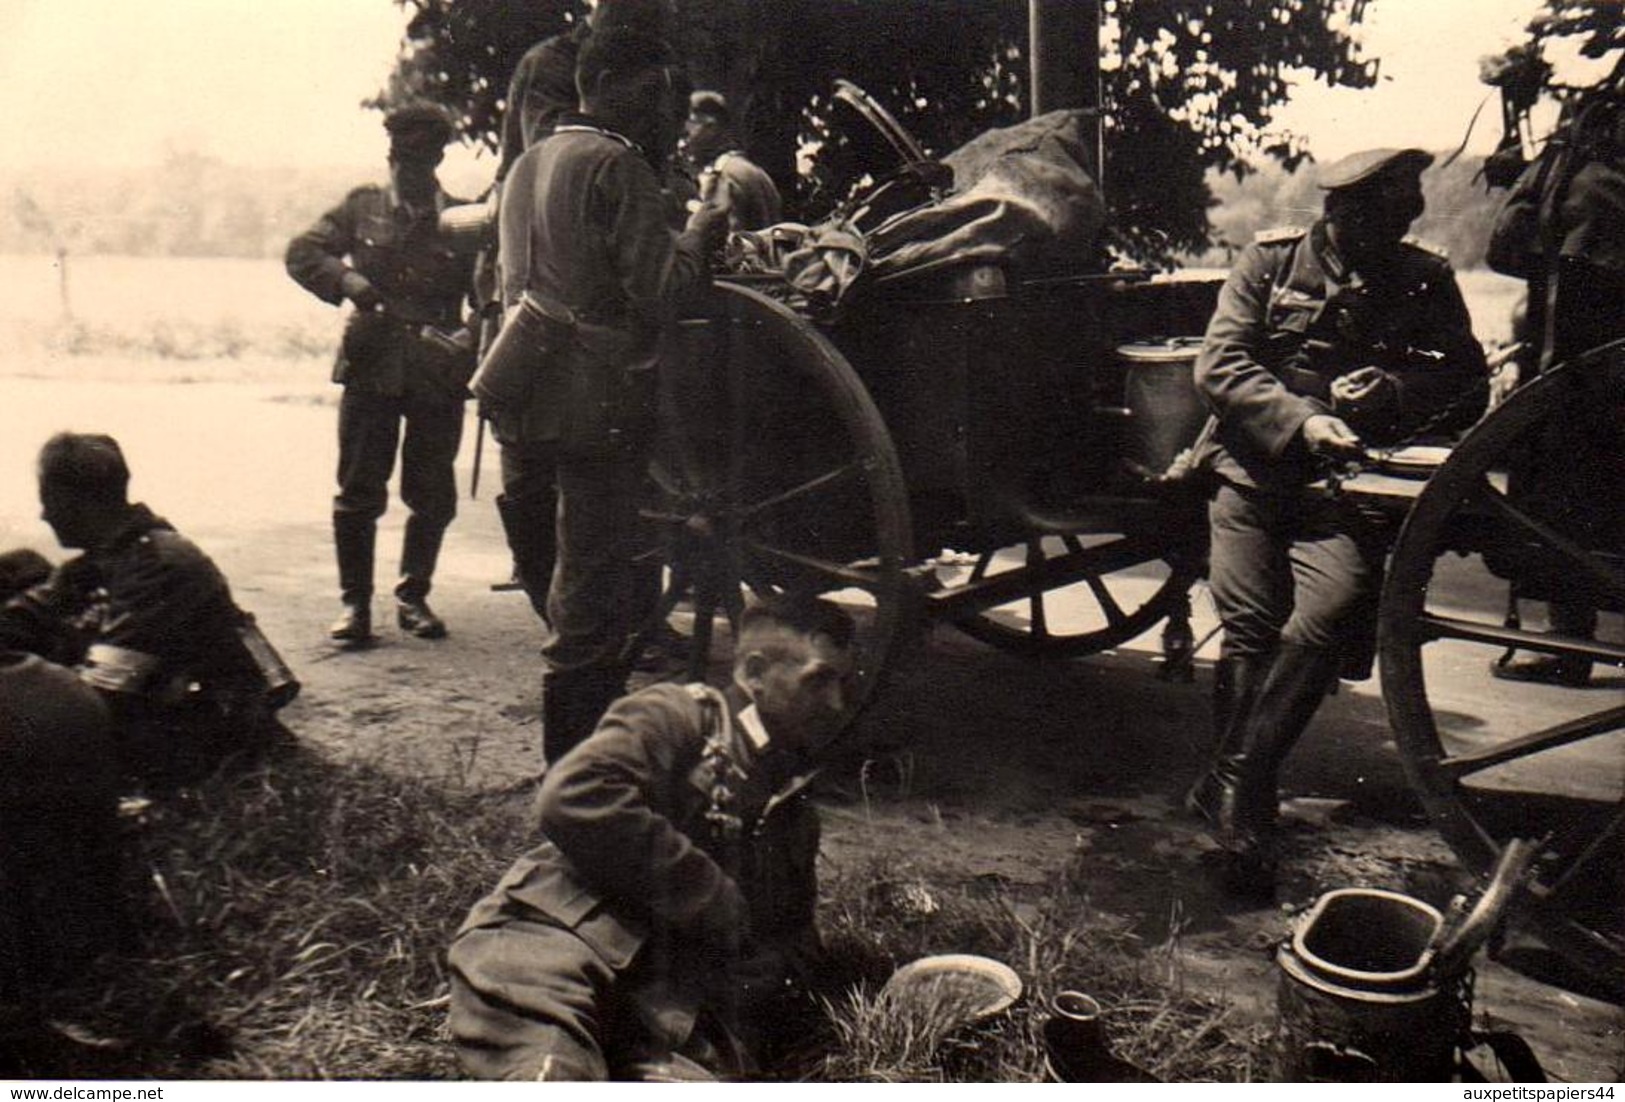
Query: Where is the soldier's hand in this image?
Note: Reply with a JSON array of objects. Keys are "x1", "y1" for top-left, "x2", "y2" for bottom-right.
[
  {"x1": 1488, "y1": 359, "x2": 1521, "y2": 409},
  {"x1": 1330, "y1": 366, "x2": 1397, "y2": 404},
  {"x1": 339, "y1": 270, "x2": 383, "y2": 312},
  {"x1": 32, "y1": 555, "x2": 102, "y2": 614},
  {"x1": 686, "y1": 201, "x2": 729, "y2": 253},
  {"x1": 1301, "y1": 413, "x2": 1364, "y2": 460}
]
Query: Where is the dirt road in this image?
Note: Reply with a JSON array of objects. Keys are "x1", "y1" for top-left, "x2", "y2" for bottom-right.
[{"x1": 1, "y1": 369, "x2": 1619, "y2": 1081}]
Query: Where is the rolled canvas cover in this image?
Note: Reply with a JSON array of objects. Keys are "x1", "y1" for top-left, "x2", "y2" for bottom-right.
[{"x1": 867, "y1": 109, "x2": 1107, "y2": 281}]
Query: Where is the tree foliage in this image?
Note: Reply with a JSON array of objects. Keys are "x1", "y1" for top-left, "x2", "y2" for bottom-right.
[
  {"x1": 385, "y1": 0, "x2": 1379, "y2": 261},
  {"x1": 1479, "y1": 0, "x2": 1621, "y2": 114}
]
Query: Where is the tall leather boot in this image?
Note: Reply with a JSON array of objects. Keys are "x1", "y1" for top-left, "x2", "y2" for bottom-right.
[
  {"x1": 1221, "y1": 642, "x2": 1341, "y2": 897},
  {"x1": 330, "y1": 514, "x2": 376, "y2": 644},
  {"x1": 1490, "y1": 601, "x2": 1596, "y2": 687},
  {"x1": 396, "y1": 516, "x2": 448, "y2": 639},
  {"x1": 541, "y1": 666, "x2": 629, "y2": 766},
  {"x1": 496, "y1": 491, "x2": 557, "y2": 623},
  {"x1": 1184, "y1": 654, "x2": 1271, "y2": 826}
]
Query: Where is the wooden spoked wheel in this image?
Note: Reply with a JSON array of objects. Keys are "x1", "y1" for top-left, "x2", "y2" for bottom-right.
[
  {"x1": 942, "y1": 524, "x2": 1203, "y2": 659},
  {"x1": 1379, "y1": 342, "x2": 1625, "y2": 996},
  {"x1": 640, "y1": 281, "x2": 914, "y2": 714}
]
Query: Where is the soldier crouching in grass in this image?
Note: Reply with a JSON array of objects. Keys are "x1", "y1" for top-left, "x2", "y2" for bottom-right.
[
  {"x1": 447, "y1": 596, "x2": 854, "y2": 1081},
  {"x1": 0, "y1": 433, "x2": 297, "y2": 790},
  {"x1": 0, "y1": 550, "x2": 122, "y2": 1023}
]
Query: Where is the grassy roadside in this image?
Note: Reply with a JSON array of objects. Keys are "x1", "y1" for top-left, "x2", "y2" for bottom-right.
[{"x1": 3, "y1": 742, "x2": 1268, "y2": 1082}]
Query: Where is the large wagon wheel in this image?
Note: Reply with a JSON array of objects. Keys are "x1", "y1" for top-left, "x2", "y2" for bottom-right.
[
  {"x1": 941, "y1": 516, "x2": 1204, "y2": 660},
  {"x1": 1380, "y1": 342, "x2": 1625, "y2": 996},
  {"x1": 641, "y1": 281, "x2": 914, "y2": 712}
]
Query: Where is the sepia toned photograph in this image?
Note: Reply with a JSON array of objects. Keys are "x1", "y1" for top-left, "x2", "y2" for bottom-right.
[{"x1": 0, "y1": 0, "x2": 1619, "y2": 1084}]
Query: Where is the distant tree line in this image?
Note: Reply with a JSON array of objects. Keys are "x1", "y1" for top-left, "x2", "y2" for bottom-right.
[
  {"x1": 0, "y1": 151, "x2": 372, "y2": 261},
  {"x1": 1201, "y1": 152, "x2": 1506, "y2": 269},
  {"x1": 1, "y1": 147, "x2": 1508, "y2": 270}
]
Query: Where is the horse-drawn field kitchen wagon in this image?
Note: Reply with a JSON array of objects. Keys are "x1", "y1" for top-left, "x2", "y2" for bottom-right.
[{"x1": 636, "y1": 66, "x2": 1624, "y2": 997}]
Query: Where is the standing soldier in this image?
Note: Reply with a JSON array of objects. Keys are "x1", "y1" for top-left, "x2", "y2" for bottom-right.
[
  {"x1": 678, "y1": 91, "x2": 781, "y2": 232},
  {"x1": 483, "y1": 30, "x2": 585, "y2": 622},
  {"x1": 483, "y1": 0, "x2": 674, "y2": 621},
  {"x1": 486, "y1": 26, "x2": 724, "y2": 764},
  {"x1": 1185, "y1": 149, "x2": 1488, "y2": 897},
  {"x1": 1484, "y1": 79, "x2": 1625, "y2": 687},
  {"x1": 286, "y1": 104, "x2": 478, "y2": 646}
]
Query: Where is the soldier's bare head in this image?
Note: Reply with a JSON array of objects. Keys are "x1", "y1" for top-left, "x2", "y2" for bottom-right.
[
  {"x1": 576, "y1": 26, "x2": 682, "y2": 156},
  {"x1": 37, "y1": 432, "x2": 130, "y2": 549},
  {"x1": 734, "y1": 595, "x2": 857, "y2": 755},
  {"x1": 587, "y1": 0, "x2": 674, "y2": 37}
]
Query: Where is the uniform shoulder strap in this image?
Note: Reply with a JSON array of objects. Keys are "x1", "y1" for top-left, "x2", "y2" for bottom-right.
[
  {"x1": 1254, "y1": 225, "x2": 1307, "y2": 245},
  {"x1": 1401, "y1": 235, "x2": 1450, "y2": 261}
]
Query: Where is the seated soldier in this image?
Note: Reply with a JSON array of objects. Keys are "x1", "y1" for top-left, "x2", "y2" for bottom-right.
[
  {"x1": 0, "y1": 551, "x2": 121, "y2": 1010},
  {"x1": 0, "y1": 433, "x2": 296, "y2": 788},
  {"x1": 448, "y1": 596, "x2": 855, "y2": 1081}
]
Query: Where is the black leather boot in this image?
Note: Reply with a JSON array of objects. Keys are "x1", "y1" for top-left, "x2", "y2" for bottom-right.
[
  {"x1": 1490, "y1": 601, "x2": 1596, "y2": 687},
  {"x1": 495, "y1": 490, "x2": 557, "y2": 623},
  {"x1": 396, "y1": 517, "x2": 448, "y2": 639},
  {"x1": 1220, "y1": 642, "x2": 1341, "y2": 898},
  {"x1": 1184, "y1": 654, "x2": 1271, "y2": 826},
  {"x1": 541, "y1": 666, "x2": 629, "y2": 766},
  {"x1": 330, "y1": 514, "x2": 376, "y2": 645}
]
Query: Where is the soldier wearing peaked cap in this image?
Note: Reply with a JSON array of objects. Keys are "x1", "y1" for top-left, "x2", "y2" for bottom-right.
[
  {"x1": 286, "y1": 103, "x2": 479, "y2": 646},
  {"x1": 384, "y1": 102, "x2": 457, "y2": 159},
  {"x1": 679, "y1": 90, "x2": 782, "y2": 233},
  {"x1": 1183, "y1": 146, "x2": 1489, "y2": 897}
]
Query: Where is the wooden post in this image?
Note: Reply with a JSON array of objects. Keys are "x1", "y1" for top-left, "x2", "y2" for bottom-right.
[
  {"x1": 55, "y1": 245, "x2": 72, "y2": 320},
  {"x1": 1028, "y1": 0, "x2": 1102, "y2": 183}
]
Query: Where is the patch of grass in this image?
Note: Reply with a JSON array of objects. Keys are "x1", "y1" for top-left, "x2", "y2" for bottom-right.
[
  {"x1": 5, "y1": 749, "x2": 1269, "y2": 1082},
  {"x1": 6, "y1": 746, "x2": 532, "y2": 1080},
  {"x1": 801, "y1": 855, "x2": 1268, "y2": 1082},
  {"x1": 36, "y1": 317, "x2": 334, "y2": 362}
]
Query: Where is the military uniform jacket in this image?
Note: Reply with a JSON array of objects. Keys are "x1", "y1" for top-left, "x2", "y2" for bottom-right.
[
  {"x1": 285, "y1": 183, "x2": 476, "y2": 398},
  {"x1": 455, "y1": 682, "x2": 821, "y2": 1033},
  {"x1": 1195, "y1": 221, "x2": 1487, "y2": 493},
  {"x1": 0, "y1": 505, "x2": 250, "y2": 706},
  {"x1": 494, "y1": 117, "x2": 712, "y2": 444},
  {"x1": 698, "y1": 150, "x2": 783, "y2": 233}
]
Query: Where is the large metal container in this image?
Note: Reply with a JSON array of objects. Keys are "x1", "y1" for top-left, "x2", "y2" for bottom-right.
[
  {"x1": 1275, "y1": 888, "x2": 1468, "y2": 1082},
  {"x1": 1118, "y1": 337, "x2": 1208, "y2": 479}
]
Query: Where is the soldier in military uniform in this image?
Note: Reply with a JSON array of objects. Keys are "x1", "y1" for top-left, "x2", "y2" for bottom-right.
[
  {"x1": 1185, "y1": 149, "x2": 1489, "y2": 897},
  {"x1": 483, "y1": 0, "x2": 676, "y2": 625},
  {"x1": 1484, "y1": 86, "x2": 1625, "y2": 687},
  {"x1": 286, "y1": 104, "x2": 478, "y2": 645},
  {"x1": 0, "y1": 434, "x2": 293, "y2": 788},
  {"x1": 490, "y1": 27, "x2": 723, "y2": 764},
  {"x1": 447, "y1": 597, "x2": 852, "y2": 1081},
  {"x1": 0, "y1": 554, "x2": 120, "y2": 1008},
  {"x1": 678, "y1": 91, "x2": 782, "y2": 233},
  {"x1": 482, "y1": 29, "x2": 585, "y2": 623}
]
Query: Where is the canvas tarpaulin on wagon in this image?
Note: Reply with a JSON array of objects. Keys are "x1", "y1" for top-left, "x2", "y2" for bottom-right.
[{"x1": 731, "y1": 109, "x2": 1108, "y2": 311}]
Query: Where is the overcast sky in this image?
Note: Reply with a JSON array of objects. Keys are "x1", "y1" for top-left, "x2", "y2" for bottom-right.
[{"x1": 0, "y1": 0, "x2": 1558, "y2": 185}]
